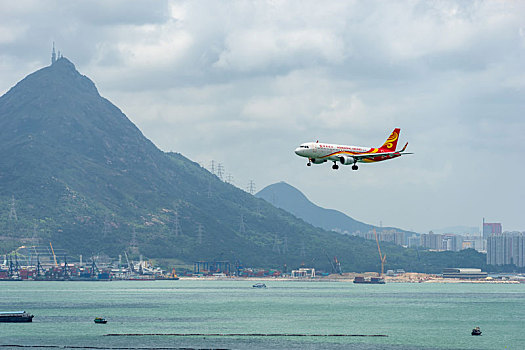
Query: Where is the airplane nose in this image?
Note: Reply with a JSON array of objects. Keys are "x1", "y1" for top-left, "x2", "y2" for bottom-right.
[{"x1": 295, "y1": 148, "x2": 302, "y2": 155}]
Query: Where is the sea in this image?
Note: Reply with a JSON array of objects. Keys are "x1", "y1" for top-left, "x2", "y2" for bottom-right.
[{"x1": 1, "y1": 280, "x2": 524, "y2": 350}]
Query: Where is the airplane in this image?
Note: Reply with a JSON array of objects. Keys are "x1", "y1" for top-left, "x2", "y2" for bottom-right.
[{"x1": 294, "y1": 128, "x2": 412, "y2": 171}]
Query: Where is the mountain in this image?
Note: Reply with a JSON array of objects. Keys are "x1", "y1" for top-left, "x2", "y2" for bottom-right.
[
  {"x1": 256, "y1": 182, "x2": 413, "y2": 236},
  {"x1": 0, "y1": 57, "x2": 401, "y2": 272},
  {"x1": 0, "y1": 57, "x2": 489, "y2": 274}
]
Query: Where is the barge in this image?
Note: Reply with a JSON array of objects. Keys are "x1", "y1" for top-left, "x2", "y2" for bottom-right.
[
  {"x1": 0, "y1": 311, "x2": 34, "y2": 322},
  {"x1": 353, "y1": 276, "x2": 385, "y2": 284}
]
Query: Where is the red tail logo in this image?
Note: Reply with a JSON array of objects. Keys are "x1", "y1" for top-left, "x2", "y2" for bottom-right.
[{"x1": 379, "y1": 128, "x2": 400, "y2": 152}]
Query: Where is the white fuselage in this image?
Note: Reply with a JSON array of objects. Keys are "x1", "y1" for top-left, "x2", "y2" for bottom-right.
[{"x1": 294, "y1": 142, "x2": 374, "y2": 163}]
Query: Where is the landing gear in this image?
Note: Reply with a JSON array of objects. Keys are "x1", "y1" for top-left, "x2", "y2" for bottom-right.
[
  {"x1": 352, "y1": 164, "x2": 358, "y2": 171},
  {"x1": 332, "y1": 162, "x2": 339, "y2": 170},
  {"x1": 307, "y1": 162, "x2": 312, "y2": 166}
]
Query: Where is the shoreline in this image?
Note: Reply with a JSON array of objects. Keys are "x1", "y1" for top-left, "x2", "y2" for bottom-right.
[{"x1": 179, "y1": 273, "x2": 523, "y2": 284}]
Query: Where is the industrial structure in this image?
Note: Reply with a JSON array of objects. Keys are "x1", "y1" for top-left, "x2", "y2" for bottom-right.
[{"x1": 442, "y1": 268, "x2": 488, "y2": 279}]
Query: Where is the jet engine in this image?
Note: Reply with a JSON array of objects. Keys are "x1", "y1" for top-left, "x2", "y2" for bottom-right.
[{"x1": 339, "y1": 155, "x2": 355, "y2": 165}]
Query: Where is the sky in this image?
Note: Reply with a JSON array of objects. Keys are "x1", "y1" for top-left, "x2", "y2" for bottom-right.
[{"x1": 1, "y1": 0, "x2": 524, "y2": 233}]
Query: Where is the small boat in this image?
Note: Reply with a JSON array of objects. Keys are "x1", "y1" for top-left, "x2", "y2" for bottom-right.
[
  {"x1": 471, "y1": 327, "x2": 482, "y2": 336},
  {"x1": 94, "y1": 317, "x2": 107, "y2": 324},
  {"x1": 252, "y1": 283, "x2": 267, "y2": 288}
]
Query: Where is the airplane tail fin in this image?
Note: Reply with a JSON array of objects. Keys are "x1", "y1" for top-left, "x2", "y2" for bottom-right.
[{"x1": 379, "y1": 128, "x2": 400, "y2": 152}]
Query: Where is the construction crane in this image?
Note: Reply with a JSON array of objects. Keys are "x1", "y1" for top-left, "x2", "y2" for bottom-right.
[
  {"x1": 49, "y1": 242, "x2": 58, "y2": 267},
  {"x1": 334, "y1": 256, "x2": 342, "y2": 275},
  {"x1": 124, "y1": 251, "x2": 135, "y2": 273},
  {"x1": 373, "y1": 228, "x2": 386, "y2": 276},
  {"x1": 323, "y1": 250, "x2": 337, "y2": 274}
]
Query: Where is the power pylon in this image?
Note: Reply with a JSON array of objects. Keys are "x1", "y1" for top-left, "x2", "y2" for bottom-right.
[
  {"x1": 9, "y1": 195, "x2": 18, "y2": 221},
  {"x1": 247, "y1": 180, "x2": 256, "y2": 195},
  {"x1": 173, "y1": 209, "x2": 182, "y2": 237},
  {"x1": 239, "y1": 214, "x2": 246, "y2": 235},
  {"x1": 300, "y1": 240, "x2": 306, "y2": 257},
  {"x1": 197, "y1": 223, "x2": 204, "y2": 244},
  {"x1": 102, "y1": 215, "x2": 111, "y2": 238},
  {"x1": 207, "y1": 179, "x2": 212, "y2": 198},
  {"x1": 217, "y1": 163, "x2": 224, "y2": 180},
  {"x1": 272, "y1": 234, "x2": 281, "y2": 254},
  {"x1": 129, "y1": 227, "x2": 139, "y2": 255}
]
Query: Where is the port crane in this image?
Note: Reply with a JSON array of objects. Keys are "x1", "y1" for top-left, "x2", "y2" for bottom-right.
[
  {"x1": 323, "y1": 250, "x2": 343, "y2": 275},
  {"x1": 49, "y1": 242, "x2": 58, "y2": 267},
  {"x1": 124, "y1": 252, "x2": 135, "y2": 274},
  {"x1": 373, "y1": 228, "x2": 386, "y2": 276}
]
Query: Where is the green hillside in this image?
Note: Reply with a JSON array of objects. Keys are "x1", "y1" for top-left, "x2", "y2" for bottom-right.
[{"x1": 0, "y1": 57, "x2": 487, "y2": 273}]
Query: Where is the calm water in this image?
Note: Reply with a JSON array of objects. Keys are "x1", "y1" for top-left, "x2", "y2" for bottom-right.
[{"x1": 1, "y1": 280, "x2": 524, "y2": 349}]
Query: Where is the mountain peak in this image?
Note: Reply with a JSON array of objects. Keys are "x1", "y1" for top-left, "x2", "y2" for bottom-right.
[
  {"x1": 3, "y1": 56, "x2": 99, "y2": 100},
  {"x1": 50, "y1": 56, "x2": 77, "y2": 71}
]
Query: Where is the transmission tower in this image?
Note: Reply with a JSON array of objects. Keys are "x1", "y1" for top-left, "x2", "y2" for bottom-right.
[
  {"x1": 239, "y1": 214, "x2": 246, "y2": 235},
  {"x1": 31, "y1": 223, "x2": 40, "y2": 246},
  {"x1": 197, "y1": 223, "x2": 204, "y2": 244},
  {"x1": 300, "y1": 240, "x2": 306, "y2": 257},
  {"x1": 173, "y1": 210, "x2": 182, "y2": 237},
  {"x1": 210, "y1": 160, "x2": 216, "y2": 175},
  {"x1": 207, "y1": 179, "x2": 212, "y2": 198},
  {"x1": 102, "y1": 215, "x2": 111, "y2": 238},
  {"x1": 8, "y1": 195, "x2": 18, "y2": 221},
  {"x1": 217, "y1": 163, "x2": 224, "y2": 180},
  {"x1": 272, "y1": 234, "x2": 281, "y2": 254},
  {"x1": 247, "y1": 180, "x2": 256, "y2": 195},
  {"x1": 225, "y1": 174, "x2": 234, "y2": 184},
  {"x1": 129, "y1": 226, "x2": 139, "y2": 255}
]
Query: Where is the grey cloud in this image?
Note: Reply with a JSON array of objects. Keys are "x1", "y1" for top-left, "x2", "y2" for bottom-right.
[{"x1": 1, "y1": 0, "x2": 524, "y2": 231}]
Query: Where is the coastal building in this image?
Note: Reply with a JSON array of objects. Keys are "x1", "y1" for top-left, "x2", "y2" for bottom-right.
[
  {"x1": 420, "y1": 232, "x2": 444, "y2": 250},
  {"x1": 419, "y1": 232, "x2": 485, "y2": 252},
  {"x1": 442, "y1": 268, "x2": 488, "y2": 279},
  {"x1": 357, "y1": 229, "x2": 406, "y2": 247},
  {"x1": 441, "y1": 234, "x2": 458, "y2": 251},
  {"x1": 291, "y1": 267, "x2": 315, "y2": 278},
  {"x1": 408, "y1": 235, "x2": 420, "y2": 248},
  {"x1": 483, "y1": 220, "x2": 502, "y2": 239},
  {"x1": 487, "y1": 233, "x2": 525, "y2": 267},
  {"x1": 460, "y1": 235, "x2": 486, "y2": 252}
]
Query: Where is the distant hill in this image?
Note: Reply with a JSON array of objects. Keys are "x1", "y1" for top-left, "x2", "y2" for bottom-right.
[
  {"x1": 256, "y1": 182, "x2": 414, "y2": 236},
  {"x1": 430, "y1": 226, "x2": 480, "y2": 235}
]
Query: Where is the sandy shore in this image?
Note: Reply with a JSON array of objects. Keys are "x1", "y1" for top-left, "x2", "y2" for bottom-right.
[{"x1": 179, "y1": 272, "x2": 523, "y2": 284}]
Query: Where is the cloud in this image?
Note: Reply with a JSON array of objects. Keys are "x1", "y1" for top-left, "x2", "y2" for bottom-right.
[{"x1": 0, "y1": 0, "x2": 524, "y2": 231}]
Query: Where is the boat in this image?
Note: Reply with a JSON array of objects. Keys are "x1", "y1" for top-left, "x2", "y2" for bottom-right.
[
  {"x1": 471, "y1": 327, "x2": 482, "y2": 336},
  {"x1": 353, "y1": 276, "x2": 385, "y2": 284},
  {"x1": 252, "y1": 283, "x2": 267, "y2": 288},
  {"x1": 0, "y1": 311, "x2": 34, "y2": 322},
  {"x1": 94, "y1": 317, "x2": 107, "y2": 324}
]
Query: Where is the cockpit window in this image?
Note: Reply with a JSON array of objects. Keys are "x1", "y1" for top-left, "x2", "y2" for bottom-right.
[{"x1": 300, "y1": 145, "x2": 309, "y2": 149}]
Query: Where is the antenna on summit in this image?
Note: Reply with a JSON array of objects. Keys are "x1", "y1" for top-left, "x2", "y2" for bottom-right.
[{"x1": 51, "y1": 42, "x2": 56, "y2": 64}]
